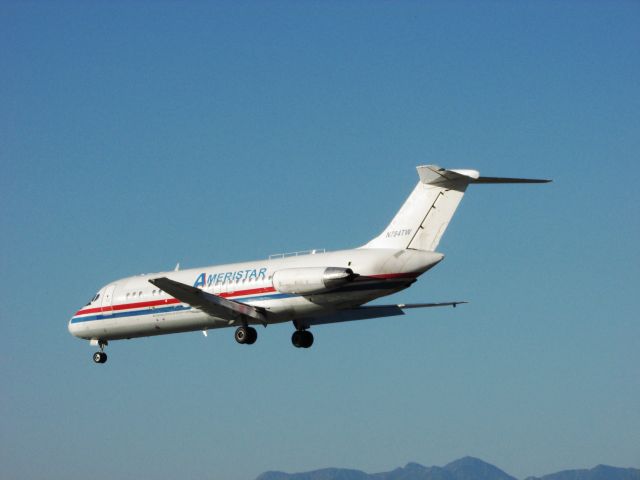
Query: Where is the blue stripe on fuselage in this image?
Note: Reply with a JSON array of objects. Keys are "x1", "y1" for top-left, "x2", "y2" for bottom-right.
[{"x1": 70, "y1": 305, "x2": 192, "y2": 323}]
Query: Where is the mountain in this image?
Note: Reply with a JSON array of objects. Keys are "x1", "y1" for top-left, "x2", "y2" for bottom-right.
[
  {"x1": 256, "y1": 457, "x2": 515, "y2": 480},
  {"x1": 256, "y1": 457, "x2": 640, "y2": 480},
  {"x1": 526, "y1": 464, "x2": 640, "y2": 480},
  {"x1": 256, "y1": 468, "x2": 371, "y2": 480}
]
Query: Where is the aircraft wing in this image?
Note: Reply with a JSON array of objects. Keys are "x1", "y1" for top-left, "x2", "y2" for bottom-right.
[
  {"x1": 297, "y1": 301, "x2": 466, "y2": 329},
  {"x1": 149, "y1": 277, "x2": 268, "y2": 324}
]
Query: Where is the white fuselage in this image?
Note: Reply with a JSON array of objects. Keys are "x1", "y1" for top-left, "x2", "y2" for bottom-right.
[{"x1": 68, "y1": 248, "x2": 444, "y2": 342}]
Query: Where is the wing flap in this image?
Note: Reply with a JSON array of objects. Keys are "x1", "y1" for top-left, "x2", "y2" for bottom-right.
[{"x1": 149, "y1": 277, "x2": 267, "y2": 324}]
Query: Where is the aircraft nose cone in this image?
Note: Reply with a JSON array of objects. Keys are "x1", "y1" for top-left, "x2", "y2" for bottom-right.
[{"x1": 68, "y1": 316, "x2": 79, "y2": 336}]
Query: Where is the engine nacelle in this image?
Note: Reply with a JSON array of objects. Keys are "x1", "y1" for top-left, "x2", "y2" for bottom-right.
[{"x1": 272, "y1": 267, "x2": 357, "y2": 295}]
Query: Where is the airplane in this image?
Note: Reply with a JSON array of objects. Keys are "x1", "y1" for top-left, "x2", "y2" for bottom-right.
[{"x1": 68, "y1": 165, "x2": 550, "y2": 363}]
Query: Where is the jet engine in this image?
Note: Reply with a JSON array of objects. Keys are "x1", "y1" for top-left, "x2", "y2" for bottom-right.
[{"x1": 272, "y1": 267, "x2": 357, "y2": 295}]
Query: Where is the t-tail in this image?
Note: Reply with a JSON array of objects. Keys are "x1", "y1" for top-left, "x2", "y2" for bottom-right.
[{"x1": 362, "y1": 165, "x2": 551, "y2": 252}]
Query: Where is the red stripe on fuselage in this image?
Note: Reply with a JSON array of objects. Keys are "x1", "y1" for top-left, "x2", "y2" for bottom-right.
[{"x1": 74, "y1": 286, "x2": 276, "y2": 316}]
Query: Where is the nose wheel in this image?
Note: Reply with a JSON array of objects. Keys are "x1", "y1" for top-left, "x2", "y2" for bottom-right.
[
  {"x1": 292, "y1": 330, "x2": 314, "y2": 348},
  {"x1": 92, "y1": 340, "x2": 108, "y2": 364},
  {"x1": 235, "y1": 326, "x2": 257, "y2": 345},
  {"x1": 93, "y1": 351, "x2": 108, "y2": 363}
]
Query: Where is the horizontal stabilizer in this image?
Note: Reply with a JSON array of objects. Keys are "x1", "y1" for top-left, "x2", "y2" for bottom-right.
[
  {"x1": 298, "y1": 301, "x2": 466, "y2": 328},
  {"x1": 473, "y1": 176, "x2": 551, "y2": 184},
  {"x1": 149, "y1": 277, "x2": 268, "y2": 324}
]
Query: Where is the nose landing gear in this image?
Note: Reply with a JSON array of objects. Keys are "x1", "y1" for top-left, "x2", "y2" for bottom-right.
[
  {"x1": 93, "y1": 351, "x2": 107, "y2": 363},
  {"x1": 92, "y1": 340, "x2": 108, "y2": 364}
]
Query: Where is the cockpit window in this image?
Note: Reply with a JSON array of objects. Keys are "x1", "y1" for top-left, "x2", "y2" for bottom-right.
[{"x1": 85, "y1": 293, "x2": 100, "y2": 306}]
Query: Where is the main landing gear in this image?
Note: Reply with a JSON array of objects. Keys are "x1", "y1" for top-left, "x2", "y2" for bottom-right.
[
  {"x1": 92, "y1": 340, "x2": 108, "y2": 364},
  {"x1": 233, "y1": 325, "x2": 313, "y2": 348},
  {"x1": 235, "y1": 326, "x2": 258, "y2": 345},
  {"x1": 291, "y1": 330, "x2": 314, "y2": 349}
]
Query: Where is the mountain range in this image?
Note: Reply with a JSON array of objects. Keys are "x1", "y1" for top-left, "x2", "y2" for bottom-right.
[{"x1": 256, "y1": 456, "x2": 640, "y2": 480}]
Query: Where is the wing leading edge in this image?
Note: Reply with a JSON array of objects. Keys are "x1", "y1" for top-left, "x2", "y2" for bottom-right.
[{"x1": 149, "y1": 277, "x2": 268, "y2": 325}]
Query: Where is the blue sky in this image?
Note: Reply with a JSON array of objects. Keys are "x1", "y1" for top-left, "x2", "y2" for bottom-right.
[{"x1": 1, "y1": 1, "x2": 638, "y2": 479}]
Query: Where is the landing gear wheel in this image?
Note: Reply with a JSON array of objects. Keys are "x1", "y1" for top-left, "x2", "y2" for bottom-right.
[
  {"x1": 93, "y1": 352, "x2": 107, "y2": 364},
  {"x1": 235, "y1": 327, "x2": 248, "y2": 344},
  {"x1": 301, "y1": 330, "x2": 313, "y2": 348},
  {"x1": 292, "y1": 330, "x2": 314, "y2": 348},
  {"x1": 245, "y1": 327, "x2": 257, "y2": 345},
  {"x1": 235, "y1": 326, "x2": 258, "y2": 345}
]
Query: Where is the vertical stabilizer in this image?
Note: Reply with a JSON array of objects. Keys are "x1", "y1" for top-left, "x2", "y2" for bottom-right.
[{"x1": 362, "y1": 165, "x2": 479, "y2": 252}]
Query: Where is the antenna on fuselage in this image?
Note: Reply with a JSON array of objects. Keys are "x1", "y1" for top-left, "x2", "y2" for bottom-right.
[{"x1": 174, "y1": 262, "x2": 180, "y2": 271}]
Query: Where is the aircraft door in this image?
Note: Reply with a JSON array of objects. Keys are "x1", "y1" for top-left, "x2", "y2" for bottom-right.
[{"x1": 101, "y1": 284, "x2": 116, "y2": 315}]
